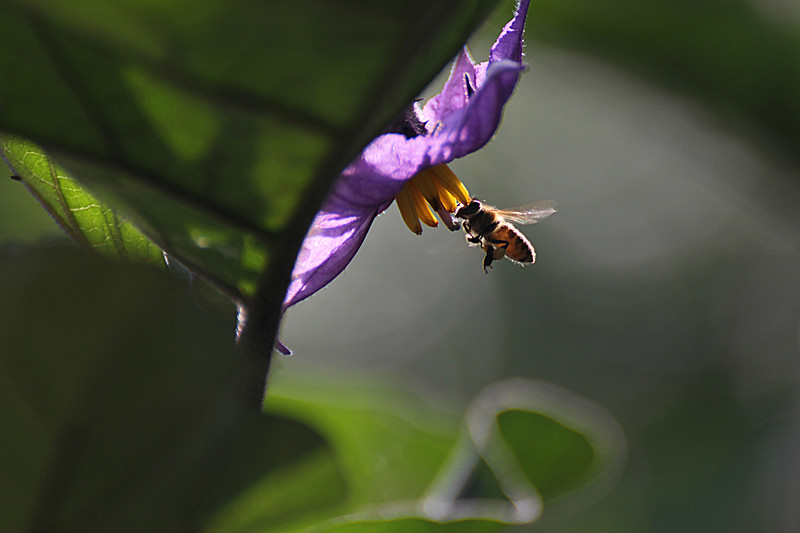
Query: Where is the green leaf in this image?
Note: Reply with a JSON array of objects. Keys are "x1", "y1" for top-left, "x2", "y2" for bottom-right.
[
  {"x1": 0, "y1": 247, "x2": 345, "y2": 532},
  {"x1": 0, "y1": 0, "x2": 503, "y2": 302},
  {"x1": 496, "y1": 410, "x2": 594, "y2": 499},
  {"x1": 1, "y1": 136, "x2": 163, "y2": 263},
  {"x1": 262, "y1": 376, "x2": 627, "y2": 532},
  {"x1": 266, "y1": 378, "x2": 460, "y2": 504}
]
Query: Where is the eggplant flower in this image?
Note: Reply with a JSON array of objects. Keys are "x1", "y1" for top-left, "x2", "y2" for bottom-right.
[{"x1": 281, "y1": 0, "x2": 530, "y2": 344}]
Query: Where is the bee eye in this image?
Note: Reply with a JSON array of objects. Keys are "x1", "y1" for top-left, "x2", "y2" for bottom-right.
[{"x1": 456, "y1": 200, "x2": 480, "y2": 218}]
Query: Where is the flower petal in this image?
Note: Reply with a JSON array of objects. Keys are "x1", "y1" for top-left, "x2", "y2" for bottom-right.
[
  {"x1": 422, "y1": 47, "x2": 477, "y2": 124},
  {"x1": 341, "y1": 57, "x2": 524, "y2": 204},
  {"x1": 284, "y1": 68, "x2": 524, "y2": 311},
  {"x1": 282, "y1": 0, "x2": 531, "y2": 316},
  {"x1": 282, "y1": 206, "x2": 377, "y2": 309},
  {"x1": 491, "y1": 0, "x2": 529, "y2": 63},
  {"x1": 333, "y1": 133, "x2": 429, "y2": 209},
  {"x1": 425, "y1": 59, "x2": 525, "y2": 163}
]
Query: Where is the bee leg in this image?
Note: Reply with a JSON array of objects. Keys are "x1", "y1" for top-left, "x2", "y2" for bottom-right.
[
  {"x1": 482, "y1": 247, "x2": 495, "y2": 274},
  {"x1": 466, "y1": 234, "x2": 482, "y2": 245}
]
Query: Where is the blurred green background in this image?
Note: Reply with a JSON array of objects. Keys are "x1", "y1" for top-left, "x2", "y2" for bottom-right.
[
  {"x1": 3, "y1": 0, "x2": 800, "y2": 531},
  {"x1": 274, "y1": 1, "x2": 800, "y2": 531}
]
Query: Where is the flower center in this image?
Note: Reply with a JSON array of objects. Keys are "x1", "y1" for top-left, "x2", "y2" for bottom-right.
[{"x1": 394, "y1": 164, "x2": 470, "y2": 235}]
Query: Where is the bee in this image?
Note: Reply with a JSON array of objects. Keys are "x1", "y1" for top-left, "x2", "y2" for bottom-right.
[{"x1": 454, "y1": 198, "x2": 557, "y2": 273}]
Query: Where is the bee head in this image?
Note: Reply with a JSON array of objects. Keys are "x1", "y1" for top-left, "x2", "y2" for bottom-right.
[{"x1": 455, "y1": 199, "x2": 482, "y2": 219}]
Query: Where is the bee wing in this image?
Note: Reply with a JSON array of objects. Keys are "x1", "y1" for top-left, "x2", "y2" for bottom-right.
[{"x1": 495, "y1": 201, "x2": 557, "y2": 225}]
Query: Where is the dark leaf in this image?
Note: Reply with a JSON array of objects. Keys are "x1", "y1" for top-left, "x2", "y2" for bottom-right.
[{"x1": 0, "y1": 247, "x2": 345, "y2": 532}]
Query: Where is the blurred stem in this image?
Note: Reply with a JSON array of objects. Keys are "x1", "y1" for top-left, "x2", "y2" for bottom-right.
[
  {"x1": 210, "y1": 0, "x2": 509, "y2": 408},
  {"x1": 234, "y1": 125, "x2": 366, "y2": 407},
  {"x1": 235, "y1": 278, "x2": 284, "y2": 410}
]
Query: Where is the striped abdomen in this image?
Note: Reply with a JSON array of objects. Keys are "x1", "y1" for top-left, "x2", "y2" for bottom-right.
[{"x1": 492, "y1": 224, "x2": 535, "y2": 264}]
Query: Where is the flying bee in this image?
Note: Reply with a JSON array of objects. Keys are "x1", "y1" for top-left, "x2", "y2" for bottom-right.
[{"x1": 454, "y1": 198, "x2": 557, "y2": 273}]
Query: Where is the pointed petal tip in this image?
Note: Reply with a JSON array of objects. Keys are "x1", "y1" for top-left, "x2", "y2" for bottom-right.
[
  {"x1": 490, "y1": 0, "x2": 531, "y2": 63},
  {"x1": 275, "y1": 340, "x2": 292, "y2": 355}
]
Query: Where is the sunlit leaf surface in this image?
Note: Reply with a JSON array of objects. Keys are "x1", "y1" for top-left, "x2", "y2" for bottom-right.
[
  {"x1": 0, "y1": 0, "x2": 502, "y2": 301},
  {"x1": 1, "y1": 136, "x2": 163, "y2": 263}
]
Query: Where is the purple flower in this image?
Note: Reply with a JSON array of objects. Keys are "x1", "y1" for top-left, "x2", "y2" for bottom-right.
[{"x1": 279, "y1": 0, "x2": 531, "y2": 351}]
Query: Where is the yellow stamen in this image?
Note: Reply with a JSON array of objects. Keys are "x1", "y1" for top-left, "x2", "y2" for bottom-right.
[
  {"x1": 407, "y1": 182, "x2": 439, "y2": 228},
  {"x1": 410, "y1": 170, "x2": 440, "y2": 204},
  {"x1": 393, "y1": 163, "x2": 470, "y2": 235},
  {"x1": 426, "y1": 164, "x2": 470, "y2": 205},
  {"x1": 395, "y1": 186, "x2": 422, "y2": 234},
  {"x1": 433, "y1": 179, "x2": 457, "y2": 212}
]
